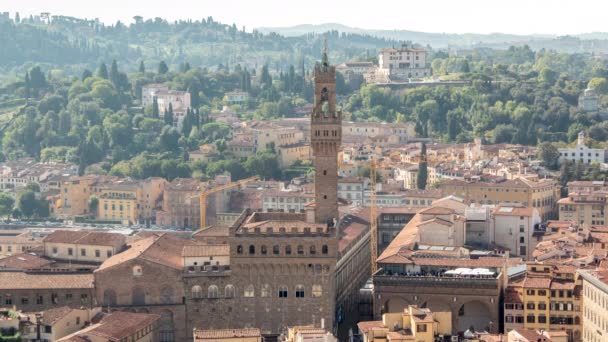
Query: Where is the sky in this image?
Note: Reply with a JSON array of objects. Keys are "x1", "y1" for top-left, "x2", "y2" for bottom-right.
[{"x1": 3, "y1": 0, "x2": 608, "y2": 35}]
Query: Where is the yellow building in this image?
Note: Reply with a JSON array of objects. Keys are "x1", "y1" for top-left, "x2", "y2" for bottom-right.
[
  {"x1": 193, "y1": 328, "x2": 262, "y2": 342},
  {"x1": 578, "y1": 269, "x2": 608, "y2": 342},
  {"x1": 97, "y1": 180, "x2": 142, "y2": 224},
  {"x1": 504, "y1": 264, "x2": 582, "y2": 341},
  {"x1": 358, "y1": 305, "x2": 451, "y2": 342},
  {"x1": 440, "y1": 178, "x2": 559, "y2": 220},
  {"x1": 51, "y1": 175, "x2": 118, "y2": 218}
]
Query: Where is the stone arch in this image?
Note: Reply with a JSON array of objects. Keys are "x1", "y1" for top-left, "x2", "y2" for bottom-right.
[
  {"x1": 103, "y1": 289, "x2": 117, "y2": 306},
  {"x1": 383, "y1": 296, "x2": 410, "y2": 313},
  {"x1": 132, "y1": 287, "x2": 145, "y2": 305},
  {"x1": 456, "y1": 300, "x2": 492, "y2": 333},
  {"x1": 421, "y1": 297, "x2": 452, "y2": 313},
  {"x1": 159, "y1": 309, "x2": 174, "y2": 342}
]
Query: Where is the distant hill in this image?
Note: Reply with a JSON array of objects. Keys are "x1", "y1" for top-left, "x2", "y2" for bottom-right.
[{"x1": 257, "y1": 23, "x2": 608, "y2": 51}]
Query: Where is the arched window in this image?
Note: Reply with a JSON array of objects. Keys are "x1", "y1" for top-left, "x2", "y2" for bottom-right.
[
  {"x1": 295, "y1": 285, "x2": 305, "y2": 298},
  {"x1": 208, "y1": 285, "x2": 219, "y2": 299},
  {"x1": 285, "y1": 245, "x2": 292, "y2": 255},
  {"x1": 273, "y1": 245, "x2": 280, "y2": 255},
  {"x1": 192, "y1": 286, "x2": 203, "y2": 299},
  {"x1": 278, "y1": 285, "x2": 288, "y2": 298},
  {"x1": 244, "y1": 285, "x2": 255, "y2": 298},
  {"x1": 312, "y1": 285, "x2": 322, "y2": 297},
  {"x1": 133, "y1": 265, "x2": 143, "y2": 276},
  {"x1": 103, "y1": 289, "x2": 117, "y2": 306},
  {"x1": 225, "y1": 285, "x2": 235, "y2": 298},
  {"x1": 321, "y1": 87, "x2": 329, "y2": 102},
  {"x1": 261, "y1": 245, "x2": 267, "y2": 255},
  {"x1": 322, "y1": 245, "x2": 328, "y2": 254},
  {"x1": 261, "y1": 284, "x2": 270, "y2": 297},
  {"x1": 297, "y1": 245, "x2": 304, "y2": 255},
  {"x1": 160, "y1": 287, "x2": 174, "y2": 304},
  {"x1": 132, "y1": 287, "x2": 145, "y2": 305},
  {"x1": 249, "y1": 245, "x2": 255, "y2": 255},
  {"x1": 237, "y1": 245, "x2": 243, "y2": 254},
  {"x1": 310, "y1": 245, "x2": 316, "y2": 255}
]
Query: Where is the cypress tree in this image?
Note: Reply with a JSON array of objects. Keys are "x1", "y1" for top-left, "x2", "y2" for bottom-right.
[
  {"x1": 97, "y1": 63, "x2": 108, "y2": 79},
  {"x1": 417, "y1": 143, "x2": 428, "y2": 190},
  {"x1": 152, "y1": 96, "x2": 159, "y2": 118},
  {"x1": 139, "y1": 61, "x2": 145, "y2": 73},
  {"x1": 24, "y1": 72, "x2": 30, "y2": 99},
  {"x1": 158, "y1": 61, "x2": 169, "y2": 74}
]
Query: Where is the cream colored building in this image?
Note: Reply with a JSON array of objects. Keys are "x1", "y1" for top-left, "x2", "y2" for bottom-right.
[
  {"x1": 285, "y1": 326, "x2": 337, "y2": 342},
  {"x1": 278, "y1": 143, "x2": 311, "y2": 168},
  {"x1": 493, "y1": 206, "x2": 541, "y2": 259},
  {"x1": 193, "y1": 328, "x2": 262, "y2": 342},
  {"x1": 22, "y1": 307, "x2": 101, "y2": 342},
  {"x1": 558, "y1": 190, "x2": 608, "y2": 226},
  {"x1": 358, "y1": 305, "x2": 451, "y2": 342},
  {"x1": 0, "y1": 231, "x2": 42, "y2": 257},
  {"x1": 440, "y1": 178, "x2": 559, "y2": 220},
  {"x1": 43, "y1": 230, "x2": 126, "y2": 263},
  {"x1": 579, "y1": 269, "x2": 608, "y2": 342}
]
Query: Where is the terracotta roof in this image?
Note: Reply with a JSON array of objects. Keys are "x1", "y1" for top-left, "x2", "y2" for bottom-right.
[
  {"x1": 0, "y1": 253, "x2": 54, "y2": 270},
  {"x1": 419, "y1": 206, "x2": 455, "y2": 215},
  {"x1": 0, "y1": 272, "x2": 93, "y2": 289},
  {"x1": 550, "y1": 280, "x2": 576, "y2": 290},
  {"x1": 194, "y1": 328, "x2": 261, "y2": 340},
  {"x1": 357, "y1": 321, "x2": 385, "y2": 333},
  {"x1": 82, "y1": 311, "x2": 160, "y2": 341},
  {"x1": 41, "y1": 306, "x2": 75, "y2": 325},
  {"x1": 504, "y1": 290, "x2": 523, "y2": 304},
  {"x1": 96, "y1": 233, "x2": 191, "y2": 272},
  {"x1": 523, "y1": 276, "x2": 552, "y2": 289},
  {"x1": 44, "y1": 230, "x2": 125, "y2": 247},
  {"x1": 377, "y1": 214, "x2": 421, "y2": 262},
  {"x1": 182, "y1": 244, "x2": 229, "y2": 257}
]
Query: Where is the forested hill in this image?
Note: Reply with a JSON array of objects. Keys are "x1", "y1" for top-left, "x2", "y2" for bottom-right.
[{"x1": 0, "y1": 15, "x2": 398, "y2": 76}]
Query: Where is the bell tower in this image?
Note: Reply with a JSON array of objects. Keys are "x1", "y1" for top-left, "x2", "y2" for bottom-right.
[{"x1": 311, "y1": 42, "x2": 341, "y2": 225}]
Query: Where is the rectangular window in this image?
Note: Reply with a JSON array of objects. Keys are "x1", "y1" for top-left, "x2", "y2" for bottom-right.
[
  {"x1": 107, "y1": 250, "x2": 112, "y2": 258},
  {"x1": 81, "y1": 249, "x2": 86, "y2": 256},
  {"x1": 68, "y1": 248, "x2": 73, "y2": 256},
  {"x1": 416, "y1": 324, "x2": 427, "y2": 332},
  {"x1": 95, "y1": 250, "x2": 101, "y2": 258},
  {"x1": 527, "y1": 315, "x2": 535, "y2": 323},
  {"x1": 52, "y1": 247, "x2": 58, "y2": 254},
  {"x1": 538, "y1": 315, "x2": 547, "y2": 324}
]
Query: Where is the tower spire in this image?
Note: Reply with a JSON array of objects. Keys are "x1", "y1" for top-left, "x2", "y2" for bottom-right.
[{"x1": 322, "y1": 38, "x2": 328, "y2": 68}]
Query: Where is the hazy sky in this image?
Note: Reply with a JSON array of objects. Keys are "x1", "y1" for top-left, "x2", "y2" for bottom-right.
[{"x1": 4, "y1": 0, "x2": 608, "y2": 35}]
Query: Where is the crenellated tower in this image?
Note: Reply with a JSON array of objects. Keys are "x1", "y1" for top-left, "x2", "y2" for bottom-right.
[{"x1": 311, "y1": 43, "x2": 341, "y2": 225}]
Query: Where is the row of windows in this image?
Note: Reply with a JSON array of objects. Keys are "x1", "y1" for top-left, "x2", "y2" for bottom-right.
[
  {"x1": 236, "y1": 244, "x2": 328, "y2": 256},
  {"x1": 1, "y1": 293, "x2": 88, "y2": 305},
  {"x1": 241, "y1": 226, "x2": 324, "y2": 234},
  {"x1": 505, "y1": 314, "x2": 577, "y2": 325},
  {"x1": 526, "y1": 289, "x2": 574, "y2": 298},
  {"x1": 191, "y1": 284, "x2": 323, "y2": 299},
  {"x1": 52, "y1": 247, "x2": 112, "y2": 258}
]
